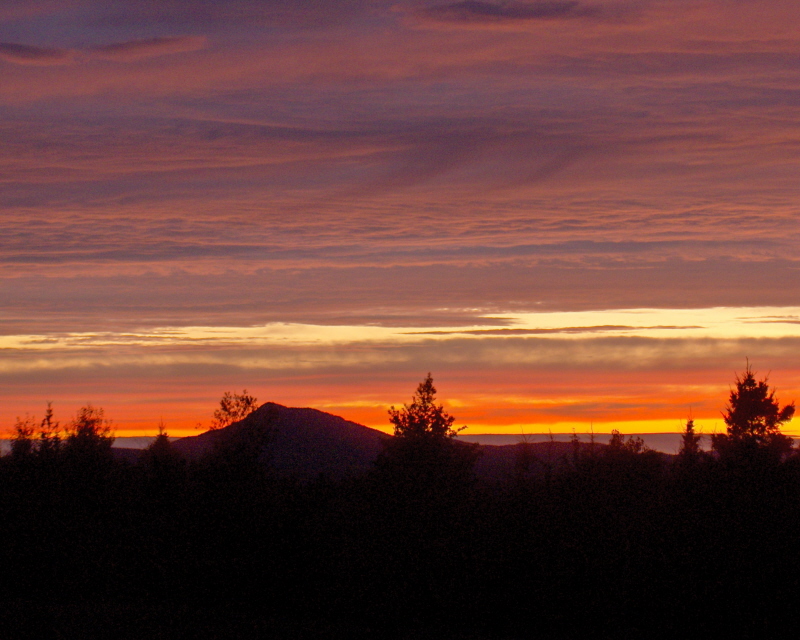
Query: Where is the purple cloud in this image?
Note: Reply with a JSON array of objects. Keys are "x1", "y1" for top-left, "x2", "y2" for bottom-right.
[
  {"x1": 419, "y1": 1, "x2": 601, "y2": 23},
  {"x1": 0, "y1": 42, "x2": 72, "y2": 65},
  {"x1": 95, "y1": 0, "x2": 372, "y2": 29}
]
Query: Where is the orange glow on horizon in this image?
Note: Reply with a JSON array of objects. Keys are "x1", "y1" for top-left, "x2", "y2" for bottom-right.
[{"x1": 7, "y1": 363, "x2": 797, "y2": 440}]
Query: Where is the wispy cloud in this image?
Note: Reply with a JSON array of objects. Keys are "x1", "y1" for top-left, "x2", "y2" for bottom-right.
[
  {"x1": 88, "y1": 36, "x2": 207, "y2": 61},
  {"x1": 418, "y1": 0, "x2": 603, "y2": 24},
  {"x1": 0, "y1": 42, "x2": 73, "y2": 65},
  {"x1": 405, "y1": 325, "x2": 703, "y2": 335},
  {"x1": 94, "y1": 0, "x2": 373, "y2": 29},
  {"x1": 0, "y1": 36, "x2": 206, "y2": 69}
]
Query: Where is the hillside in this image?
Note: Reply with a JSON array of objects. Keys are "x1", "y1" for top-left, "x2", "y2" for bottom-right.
[{"x1": 172, "y1": 402, "x2": 389, "y2": 476}]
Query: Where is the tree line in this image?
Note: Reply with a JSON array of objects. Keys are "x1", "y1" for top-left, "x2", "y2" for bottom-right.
[{"x1": 2, "y1": 367, "x2": 800, "y2": 638}]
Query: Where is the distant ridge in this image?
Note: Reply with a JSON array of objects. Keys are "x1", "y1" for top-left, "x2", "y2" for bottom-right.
[
  {"x1": 460, "y1": 432, "x2": 705, "y2": 453},
  {"x1": 172, "y1": 402, "x2": 389, "y2": 477},
  {"x1": 166, "y1": 402, "x2": 627, "y2": 480}
]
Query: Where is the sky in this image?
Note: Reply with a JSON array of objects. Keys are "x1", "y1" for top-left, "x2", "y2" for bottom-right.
[{"x1": 2, "y1": 0, "x2": 800, "y2": 437}]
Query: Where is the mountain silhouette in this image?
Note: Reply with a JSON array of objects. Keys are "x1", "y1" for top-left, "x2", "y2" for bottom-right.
[
  {"x1": 166, "y1": 402, "x2": 614, "y2": 480},
  {"x1": 172, "y1": 402, "x2": 389, "y2": 477}
]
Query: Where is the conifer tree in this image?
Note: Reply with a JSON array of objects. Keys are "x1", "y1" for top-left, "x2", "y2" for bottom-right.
[
  {"x1": 712, "y1": 365, "x2": 794, "y2": 461},
  {"x1": 677, "y1": 418, "x2": 703, "y2": 465},
  {"x1": 378, "y1": 374, "x2": 478, "y2": 487},
  {"x1": 388, "y1": 373, "x2": 463, "y2": 441}
]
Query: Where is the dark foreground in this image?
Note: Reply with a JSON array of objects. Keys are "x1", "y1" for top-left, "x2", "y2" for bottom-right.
[{"x1": 3, "y1": 433, "x2": 800, "y2": 639}]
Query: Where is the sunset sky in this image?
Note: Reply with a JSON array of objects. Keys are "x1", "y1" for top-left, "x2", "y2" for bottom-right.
[{"x1": 3, "y1": 0, "x2": 800, "y2": 437}]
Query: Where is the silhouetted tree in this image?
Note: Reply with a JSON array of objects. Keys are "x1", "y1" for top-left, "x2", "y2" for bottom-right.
[
  {"x1": 570, "y1": 430, "x2": 582, "y2": 467},
  {"x1": 712, "y1": 365, "x2": 795, "y2": 462},
  {"x1": 141, "y1": 420, "x2": 182, "y2": 472},
  {"x1": 606, "y1": 429, "x2": 649, "y2": 456},
  {"x1": 210, "y1": 389, "x2": 259, "y2": 430},
  {"x1": 378, "y1": 374, "x2": 479, "y2": 487},
  {"x1": 146, "y1": 420, "x2": 171, "y2": 452},
  {"x1": 8, "y1": 403, "x2": 62, "y2": 463},
  {"x1": 140, "y1": 421, "x2": 186, "y2": 508},
  {"x1": 10, "y1": 415, "x2": 36, "y2": 459},
  {"x1": 37, "y1": 401, "x2": 61, "y2": 460},
  {"x1": 677, "y1": 418, "x2": 703, "y2": 466},
  {"x1": 388, "y1": 373, "x2": 464, "y2": 441},
  {"x1": 599, "y1": 430, "x2": 662, "y2": 481},
  {"x1": 64, "y1": 404, "x2": 113, "y2": 449},
  {"x1": 372, "y1": 375, "x2": 480, "y2": 625},
  {"x1": 62, "y1": 405, "x2": 115, "y2": 475}
]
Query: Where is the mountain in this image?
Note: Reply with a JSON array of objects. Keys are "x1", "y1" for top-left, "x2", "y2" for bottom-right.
[
  {"x1": 172, "y1": 402, "x2": 389, "y2": 477},
  {"x1": 167, "y1": 402, "x2": 622, "y2": 480}
]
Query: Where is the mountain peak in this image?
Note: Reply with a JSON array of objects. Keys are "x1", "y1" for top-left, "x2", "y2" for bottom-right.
[{"x1": 173, "y1": 402, "x2": 388, "y2": 477}]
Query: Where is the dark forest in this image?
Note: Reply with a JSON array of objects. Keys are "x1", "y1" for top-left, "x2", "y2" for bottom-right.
[{"x1": 3, "y1": 368, "x2": 800, "y2": 638}]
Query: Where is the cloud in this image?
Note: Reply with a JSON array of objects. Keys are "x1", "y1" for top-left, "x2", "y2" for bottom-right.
[
  {"x1": 0, "y1": 1, "x2": 80, "y2": 23},
  {"x1": 0, "y1": 42, "x2": 73, "y2": 65},
  {"x1": 0, "y1": 36, "x2": 205, "y2": 68},
  {"x1": 405, "y1": 325, "x2": 703, "y2": 335},
  {"x1": 96, "y1": 0, "x2": 372, "y2": 30},
  {"x1": 88, "y1": 35, "x2": 207, "y2": 61},
  {"x1": 417, "y1": 0, "x2": 602, "y2": 24}
]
